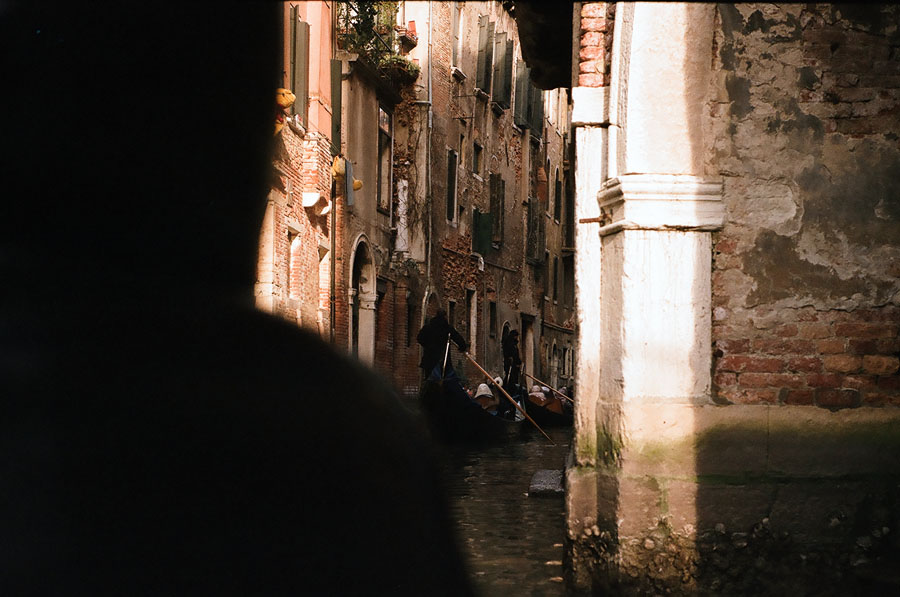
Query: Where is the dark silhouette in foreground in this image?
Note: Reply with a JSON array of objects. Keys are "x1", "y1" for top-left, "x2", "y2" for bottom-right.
[{"x1": 1, "y1": 3, "x2": 472, "y2": 595}]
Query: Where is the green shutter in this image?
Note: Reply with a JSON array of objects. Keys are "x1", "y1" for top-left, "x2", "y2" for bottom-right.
[
  {"x1": 473, "y1": 209, "x2": 492, "y2": 256},
  {"x1": 529, "y1": 84, "x2": 544, "y2": 133},
  {"x1": 330, "y1": 59, "x2": 342, "y2": 153},
  {"x1": 292, "y1": 18, "x2": 310, "y2": 124},
  {"x1": 446, "y1": 150, "x2": 458, "y2": 221},
  {"x1": 502, "y1": 39, "x2": 513, "y2": 107},
  {"x1": 476, "y1": 16, "x2": 488, "y2": 89},
  {"x1": 514, "y1": 60, "x2": 530, "y2": 127},
  {"x1": 491, "y1": 32, "x2": 504, "y2": 102},
  {"x1": 476, "y1": 17, "x2": 494, "y2": 92}
]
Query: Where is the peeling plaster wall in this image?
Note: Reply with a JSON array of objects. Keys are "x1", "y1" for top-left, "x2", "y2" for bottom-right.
[{"x1": 709, "y1": 3, "x2": 900, "y2": 407}]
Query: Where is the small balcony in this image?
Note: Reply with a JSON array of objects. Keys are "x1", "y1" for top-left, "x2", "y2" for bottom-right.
[{"x1": 336, "y1": 1, "x2": 420, "y2": 89}]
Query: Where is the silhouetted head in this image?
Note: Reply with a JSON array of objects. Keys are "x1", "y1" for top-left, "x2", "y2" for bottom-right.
[
  {"x1": 2, "y1": 3, "x2": 280, "y2": 311},
  {"x1": 434, "y1": 309, "x2": 448, "y2": 322}
]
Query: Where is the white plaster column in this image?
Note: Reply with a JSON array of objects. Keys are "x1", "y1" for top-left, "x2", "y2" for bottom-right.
[
  {"x1": 567, "y1": 3, "x2": 725, "y2": 591},
  {"x1": 254, "y1": 196, "x2": 277, "y2": 314},
  {"x1": 357, "y1": 292, "x2": 377, "y2": 366}
]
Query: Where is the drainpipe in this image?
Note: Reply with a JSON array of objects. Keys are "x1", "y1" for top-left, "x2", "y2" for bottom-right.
[{"x1": 414, "y1": 0, "x2": 434, "y2": 326}]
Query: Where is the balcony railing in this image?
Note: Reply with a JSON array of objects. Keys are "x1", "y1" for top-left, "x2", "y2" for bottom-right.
[{"x1": 337, "y1": 1, "x2": 419, "y2": 87}]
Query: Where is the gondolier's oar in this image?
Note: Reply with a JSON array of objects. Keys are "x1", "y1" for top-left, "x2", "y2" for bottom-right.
[
  {"x1": 464, "y1": 352, "x2": 556, "y2": 445},
  {"x1": 440, "y1": 333, "x2": 451, "y2": 379},
  {"x1": 522, "y1": 371, "x2": 574, "y2": 404}
]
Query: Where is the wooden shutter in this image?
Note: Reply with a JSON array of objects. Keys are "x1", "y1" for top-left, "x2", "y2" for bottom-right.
[
  {"x1": 330, "y1": 59, "x2": 342, "y2": 152},
  {"x1": 502, "y1": 39, "x2": 514, "y2": 107},
  {"x1": 291, "y1": 10, "x2": 310, "y2": 124},
  {"x1": 472, "y1": 209, "x2": 492, "y2": 255},
  {"x1": 446, "y1": 150, "x2": 458, "y2": 221},
  {"x1": 529, "y1": 84, "x2": 544, "y2": 133},
  {"x1": 476, "y1": 17, "x2": 494, "y2": 92},
  {"x1": 492, "y1": 33, "x2": 512, "y2": 108},
  {"x1": 514, "y1": 59, "x2": 530, "y2": 127},
  {"x1": 491, "y1": 32, "x2": 504, "y2": 103}
]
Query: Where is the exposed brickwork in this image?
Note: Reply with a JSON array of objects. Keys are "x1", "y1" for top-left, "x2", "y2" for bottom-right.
[
  {"x1": 713, "y1": 305, "x2": 900, "y2": 408},
  {"x1": 257, "y1": 124, "x2": 332, "y2": 333},
  {"x1": 578, "y1": 2, "x2": 615, "y2": 87},
  {"x1": 709, "y1": 4, "x2": 900, "y2": 410}
]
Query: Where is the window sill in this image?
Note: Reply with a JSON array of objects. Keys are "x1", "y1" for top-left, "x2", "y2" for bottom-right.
[
  {"x1": 451, "y1": 66, "x2": 467, "y2": 82},
  {"x1": 474, "y1": 88, "x2": 490, "y2": 102},
  {"x1": 472, "y1": 173, "x2": 483, "y2": 183}
]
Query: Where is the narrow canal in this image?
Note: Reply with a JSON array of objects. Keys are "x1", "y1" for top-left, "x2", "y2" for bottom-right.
[
  {"x1": 446, "y1": 428, "x2": 572, "y2": 597},
  {"x1": 430, "y1": 418, "x2": 573, "y2": 596}
]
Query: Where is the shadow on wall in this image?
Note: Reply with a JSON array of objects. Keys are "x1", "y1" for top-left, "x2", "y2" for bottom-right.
[
  {"x1": 1, "y1": 4, "x2": 474, "y2": 595},
  {"x1": 693, "y1": 4, "x2": 900, "y2": 594}
]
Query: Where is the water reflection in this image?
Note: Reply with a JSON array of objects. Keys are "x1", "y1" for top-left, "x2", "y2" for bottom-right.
[{"x1": 440, "y1": 427, "x2": 572, "y2": 597}]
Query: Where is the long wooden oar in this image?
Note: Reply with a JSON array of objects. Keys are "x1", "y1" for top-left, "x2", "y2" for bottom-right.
[
  {"x1": 464, "y1": 352, "x2": 555, "y2": 445},
  {"x1": 440, "y1": 333, "x2": 451, "y2": 379},
  {"x1": 522, "y1": 371, "x2": 574, "y2": 404}
]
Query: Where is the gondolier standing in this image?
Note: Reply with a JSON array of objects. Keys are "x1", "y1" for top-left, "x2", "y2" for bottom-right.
[
  {"x1": 502, "y1": 329, "x2": 522, "y2": 388},
  {"x1": 417, "y1": 309, "x2": 468, "y2": 379},
  {"x1": 500, "y1": 329, "x2": 522, "y2": 418}
]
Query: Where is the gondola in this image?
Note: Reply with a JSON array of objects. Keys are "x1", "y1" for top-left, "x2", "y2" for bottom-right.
[
  {"x1": 419, "y1": 367, "x2": 527, "y2": 443},
  {"x1": 523, "y1": 391, "x2": 574, "y2": 427}
]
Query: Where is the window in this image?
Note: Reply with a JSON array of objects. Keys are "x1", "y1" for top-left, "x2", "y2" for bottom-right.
[
  {"x1": 448, "y1": 300, "x2": 457, "y2": 330},
  {"x1": 476, "y1": 16, "x2": 494, "y2": 93},
  {"x1": 526, "y1": 196, "x2": 545, "y2": 264},
  {"x1": 289, "y1": 6, "x2": 310, "y2": 125},
  {"x1": 489, "y1": 173, "x2": 504, "y2": 245},
  {"x1": 489, "y1": 301, "x2": 497, "y2": 337},
  {"x1": 446, "y1": 149, "x2": 458, "y2": 222},
  {"x1": 553, "y1": 255, "x2": 559, "y2": 302},
  {"x1": 473, "y1": 142, "x2": 482, "y2": 174},
  {"x1": 554, "y1": 167, "x2": 561, "y2": 222},
  {"x1": 289, "y1": 234, "x2": 302, "y2": 300},
  {"x1": 513, "y1": 58, "x2": 546, "y2": 134},
  {"x1": 545, "y1": 159, "x2": 551, "y2": 215},
  {"x1": 472, "y1": 208, "x2": 492, "y2": 255},
  {"x1": 377, "y1": 106, "x2": 392, "y2": 214},
  {"x1": 564, "y1": 170, "x2": 575, "y2": 248},
  {"x1": 563, "y1": 255, "x2": 575, "y2": 307},
  {"x1": 543, "y1": 250, "x2": 551, "y2": 299}
]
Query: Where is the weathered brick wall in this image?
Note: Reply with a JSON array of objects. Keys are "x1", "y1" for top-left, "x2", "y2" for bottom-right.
[
  {"x1": 578, "y1": 2, "x2": 615, "y2": 88},
  {"x1": 259, "y1": 125, "x2": 331, "y2": 332},
  {"x1": 709, "y1": 4, "x2": 900, "y2": 408}
]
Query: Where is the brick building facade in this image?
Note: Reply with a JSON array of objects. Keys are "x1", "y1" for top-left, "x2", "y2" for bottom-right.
[
  {"x1": 260, "y1": 1, "x2": 576, "y2": 397},
  {"x1": 399, "y1": 0, "x2": 574, "y2": 391}
]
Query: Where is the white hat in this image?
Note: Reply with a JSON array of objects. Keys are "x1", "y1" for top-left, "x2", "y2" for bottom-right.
[
  {"x1": 530, "y1": 385, "x2": 542, "y2": 394},
  {"x1": 475, "y1": 383, "x2": 493, "y2": 398},
  {"x1": 493, "y1": 376, "x2": 503, "y2": 387},
  {"x1": 541, "y1": 386, "x2": 550, "y2": 394}
]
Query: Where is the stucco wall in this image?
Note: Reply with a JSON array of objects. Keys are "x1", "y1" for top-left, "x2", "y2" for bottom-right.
[{"x1": 708, "y1": 3, "x2": 900, "y2": 407}]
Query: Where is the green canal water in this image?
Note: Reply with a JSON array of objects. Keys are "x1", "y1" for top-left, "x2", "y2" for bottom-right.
[{"x1": 438, "y1": 426, "x2": 573, "y2": 596}]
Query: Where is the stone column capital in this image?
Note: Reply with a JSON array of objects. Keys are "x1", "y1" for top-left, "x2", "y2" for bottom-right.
[{"x1": 596, "y1": 174, "x2": 724, "y2": 236}]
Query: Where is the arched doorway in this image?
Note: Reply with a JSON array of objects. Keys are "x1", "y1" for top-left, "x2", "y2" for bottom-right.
[{"x1": 350, "y1": 237, "x2": 376, "y2": 365}]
